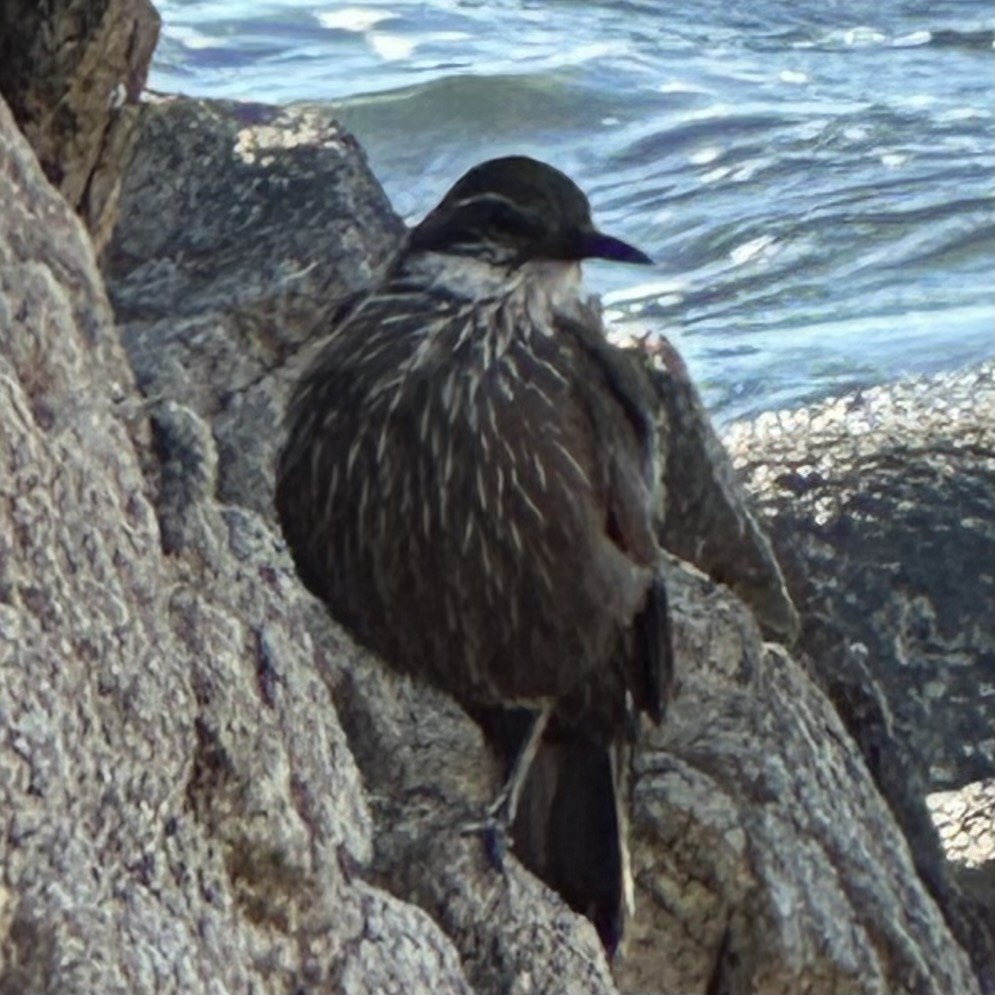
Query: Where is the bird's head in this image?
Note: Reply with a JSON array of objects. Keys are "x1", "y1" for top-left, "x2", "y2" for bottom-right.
[{"x1": 407, "y1": 156, "x2": 653, "y2": 269}]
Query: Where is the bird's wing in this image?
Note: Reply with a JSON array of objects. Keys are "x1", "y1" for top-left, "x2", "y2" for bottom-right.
[
  {"x1": 559, "y1": 309, "x2": 659, "y2": 566},
  {"x1": 559, "y1": 309, "x2": 673, "y2": 724}
]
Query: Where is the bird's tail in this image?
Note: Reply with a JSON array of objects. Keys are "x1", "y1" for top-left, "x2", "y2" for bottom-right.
[{"x1": 478, "y1": 708, "x2": 632, "y2": 956}]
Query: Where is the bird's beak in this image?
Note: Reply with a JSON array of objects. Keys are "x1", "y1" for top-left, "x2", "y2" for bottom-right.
[{"x1": 581, "y1": 229, "x2": 654, "y2": 265}]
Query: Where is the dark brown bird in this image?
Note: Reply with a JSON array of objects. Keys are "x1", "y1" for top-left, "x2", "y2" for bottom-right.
[{"x1": 275, "y1": 155, "x2": 673, "y2": 952}]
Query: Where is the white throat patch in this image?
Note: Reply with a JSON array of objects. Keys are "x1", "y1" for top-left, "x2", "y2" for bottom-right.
[{"x1": 416, "y1": 253, "x2": 584, "y2": 318}]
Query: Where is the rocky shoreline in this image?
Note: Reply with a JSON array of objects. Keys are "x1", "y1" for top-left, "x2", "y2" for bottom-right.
[{"x1": 1, "y1": 4, "x2": 992, "y2": 993}]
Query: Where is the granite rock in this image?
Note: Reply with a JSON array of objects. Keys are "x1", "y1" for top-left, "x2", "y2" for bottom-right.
[
  {"x1": 0, "y1": 93, "x2": 472, "y2": 995},
  {"x1": 726, "y1": 365, "x2": 995, "y2": 990},
  {"x1": 619, "y1": 562, "x2": 980, "y2": 995},
  {"x1": 104, "y1": 95, "x2": 406, "y2": 522},
  {"x1": 725, "y1": 364, "x2": 994, "y2": 793}
]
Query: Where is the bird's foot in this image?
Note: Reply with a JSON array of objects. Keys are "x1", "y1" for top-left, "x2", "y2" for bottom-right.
[
  {"x1": 460, "y1": 705, "x2": 552, "y2": 870},
  {"x1": 460, "y1": 792, "x2": 514, "y2": 871}
]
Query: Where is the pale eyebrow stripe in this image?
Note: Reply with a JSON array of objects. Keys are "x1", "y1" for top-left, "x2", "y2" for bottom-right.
[{"x1": 447, "y1": 192, "x2": 523, "y2": 213}]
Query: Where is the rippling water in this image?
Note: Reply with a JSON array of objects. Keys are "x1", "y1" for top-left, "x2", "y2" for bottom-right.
[{"x1": 151, "y1": 0, "x2": 993, "y2": 419}]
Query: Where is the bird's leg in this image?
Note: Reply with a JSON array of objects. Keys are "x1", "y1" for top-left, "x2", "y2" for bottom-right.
[
  {"x1": 463, "y1": 703, "x2": 552, "y2": 868},
  {"x1": 488, "y1": 702, "x2": 552, "y2": 827}
]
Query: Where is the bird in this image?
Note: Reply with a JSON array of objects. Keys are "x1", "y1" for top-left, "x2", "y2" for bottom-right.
[{"x1": 275, "y1": 155, "x2": 674, "y2": 954}]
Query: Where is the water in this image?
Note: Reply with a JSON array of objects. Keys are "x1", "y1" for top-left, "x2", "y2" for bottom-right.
[{"x1": 150, "y1": 0, "x2": 994, "y2": 421}]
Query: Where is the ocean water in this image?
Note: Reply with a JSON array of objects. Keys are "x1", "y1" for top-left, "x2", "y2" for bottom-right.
[{"x1": 150, "y1": 0, "x2": 994, "y2": 420}]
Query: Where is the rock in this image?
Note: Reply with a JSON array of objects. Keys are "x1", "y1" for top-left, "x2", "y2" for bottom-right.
[
  {"x1": 103, "y1": 95, "x2": 405, "y2": 324},
  {"x1": 725, "y1": 365, "x2": 995, "y2": 990},
  {"x1": 638, "y1": 338, "x2": 800, "y2": 643},
  {"x1": 725, "y1": 364, "x2": 994, "y2": 793},
  {"x1": 103, "y1": 95, "x2": 406, "y2": 520},
  {"x1": 618, "y1": 562, "x2": 980, "y2": 995},
  {"x1": 0, "y1": 0, "x2": 160, "y2": 251},
  {"x1": 0, "y1": 93, "x2": 474, "y2": 995}
]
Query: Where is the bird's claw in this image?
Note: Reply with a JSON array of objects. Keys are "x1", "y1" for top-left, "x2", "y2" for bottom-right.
[{"x1": 460, "y1": 803, "x2": 512, "y2": 872}]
